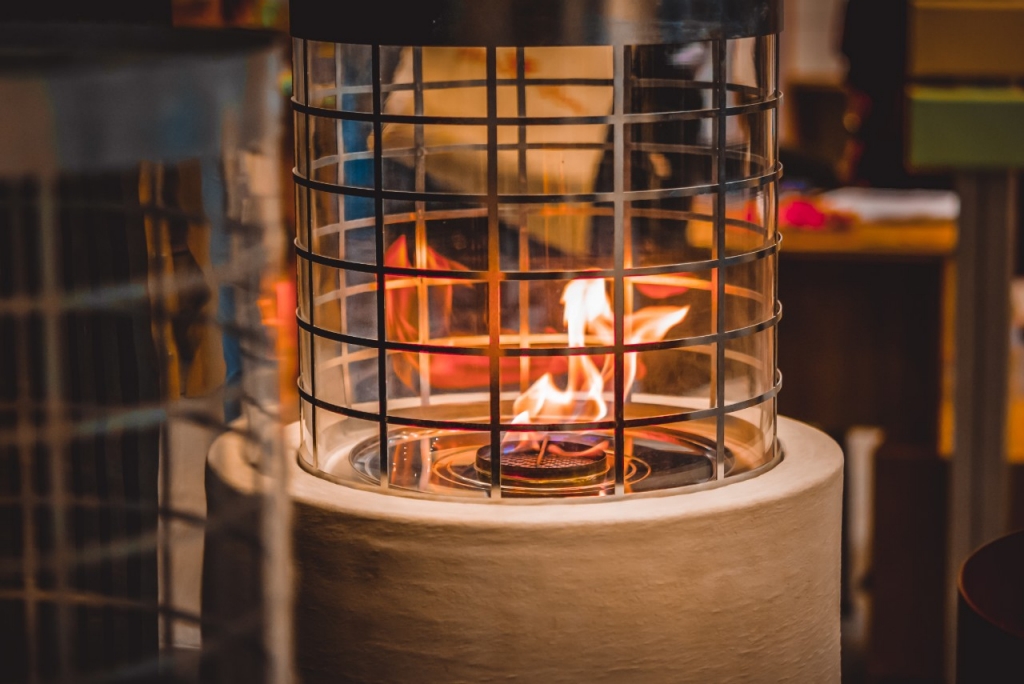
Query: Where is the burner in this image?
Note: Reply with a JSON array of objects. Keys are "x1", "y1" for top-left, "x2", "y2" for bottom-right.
[
  {"x1": 475, "y1": 434, "x2": 612, "y2": 483},
  {"x1": 337, "y1": 415, "x2": 746, "y2": 498}
]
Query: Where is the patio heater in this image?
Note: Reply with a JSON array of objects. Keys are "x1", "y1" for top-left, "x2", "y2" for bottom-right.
[{"x1": 207, "y1": 1, "x2": 844, "y2": 681}]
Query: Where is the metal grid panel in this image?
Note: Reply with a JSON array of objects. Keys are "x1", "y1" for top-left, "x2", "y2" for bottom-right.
[{"x1": 294, "y1": 35, "x2": 781, "y2": 500}]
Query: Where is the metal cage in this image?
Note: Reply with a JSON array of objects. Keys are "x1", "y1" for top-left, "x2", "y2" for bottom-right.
[{"x1": 292, "y1": 0, "x2": 782, "y2": 500}]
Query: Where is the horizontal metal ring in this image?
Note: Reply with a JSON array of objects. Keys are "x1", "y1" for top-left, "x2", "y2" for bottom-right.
[
  {"x1": 297, "y1": 375, "x2": 780, "y2": 435},
  {"x1": 621, "y1": 372, "x2": 781, "y2": 429},
  {"x1": 306, "y1": 140, "x2": 771, "y2": 170},
  {"x1": 305, "y1": 77, "x2": 768, "y2": 100},
  {"x1": 292, "y1": 92, "x2": 780, "y2": 127},
  {"x1": 301, "y1": 203, "x2": 771, "y2": 240},
  {"x1": 295, "y1": 232, "x2": 779, "y2": 280},
  {"x1": 293, "y1": 165, "x2": 781, "y2": 205},
  {"x1": 296, "y1": 301, "x2": 779, "y2": 359}
]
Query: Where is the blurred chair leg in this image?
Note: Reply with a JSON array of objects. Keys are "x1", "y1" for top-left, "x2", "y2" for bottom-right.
[
  {"x1": 947, "y1": 171, "x2": 1018, "y2": 677},
  {"x1": 869, "y1": 443, "x2": 949, "y2": 683}
]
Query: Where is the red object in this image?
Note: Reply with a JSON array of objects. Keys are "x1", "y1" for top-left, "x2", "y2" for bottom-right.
[{"x1": 780, "y1": 198, "x2": 829, "y2": 230}]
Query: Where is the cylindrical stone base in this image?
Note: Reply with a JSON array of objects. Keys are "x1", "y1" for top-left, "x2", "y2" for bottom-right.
[{"x1": 206, "y1": 417, "x2": 843, "y2": 683}]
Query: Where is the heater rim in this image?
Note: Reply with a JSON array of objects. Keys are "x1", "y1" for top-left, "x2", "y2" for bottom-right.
[{"x1": 208, "y1": 417, "x2": 841, "y2": 522}]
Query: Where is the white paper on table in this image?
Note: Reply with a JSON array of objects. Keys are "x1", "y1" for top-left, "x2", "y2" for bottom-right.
[{"x1": 820, "y1": 187, "x2": 960, "y2": 223}]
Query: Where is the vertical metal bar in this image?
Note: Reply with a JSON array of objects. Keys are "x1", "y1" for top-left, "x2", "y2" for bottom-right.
[
  {"x1": 771, "y1": 35, "x2": 780, "y2": 461},
  {"x1": 622, "y1": 46, "x2": 635, "y2": 321},
  {"x1": 621, "y1": 45, "x2": 636, "y2": 471},
  {"x1": 713, "y1": 39, "x2": 728, "y2": 481},
  {"x1": 303, "y1": 40, "x2": 319, "y2": 466},
  {"x1": 517, "y1": 47, "x2": 531, "y2": 393},
  {"x1": 12, "y1": 183, "x2": 40, "y2": 684},
  {"x1": 612, "y1": 45, "x2": 627, "y2": 495},
  {"x1": 152, "y1": 165, "x2": 177, "y2": 658},
  {"x1": 486, "y1": 46, "x2": 502, "y2": 499},
  {"x1": 39, "y1": 174, "x2": 71, "y2": 681},
  {"x1": 412, "y1": 47, "x2": 433, "y2": 489},
  {"x1": 413, "y1": 47, "x2": 432, "y2": 407},
  {"x1": 335, "y1": 43, "x2": 346, "y2": 188},
  {"x1": 946, "y1": 170, "x2": 1017, "y2": 677},
  {"x1": 372, "y1": 44, "x2": 390, "y2": 489},
  {"x1": 334, "y1": 42, "x2": 352, "y2": 418}
]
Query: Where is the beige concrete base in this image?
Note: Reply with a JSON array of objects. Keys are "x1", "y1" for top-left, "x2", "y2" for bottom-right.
[{"x1": 207, "y1": 418, "x2": 843, "y2": 683}]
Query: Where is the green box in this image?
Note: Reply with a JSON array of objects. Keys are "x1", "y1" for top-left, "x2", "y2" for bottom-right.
[{"x1": 908, "y1": 86, "x2": 1024, "y2": 169}]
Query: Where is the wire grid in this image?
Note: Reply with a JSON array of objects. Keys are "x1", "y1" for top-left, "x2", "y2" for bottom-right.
[
  {"x1": 293, "y1": 37, "x2": 782, "y2": 499},
  {"x1": 0, "y1": 153, "x2": 287, "y2": 682}
]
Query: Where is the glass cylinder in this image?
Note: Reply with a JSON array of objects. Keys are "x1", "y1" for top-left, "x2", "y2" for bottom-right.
[{"x1": 292, "y1": 0, "x2": 781, "y2": 499}]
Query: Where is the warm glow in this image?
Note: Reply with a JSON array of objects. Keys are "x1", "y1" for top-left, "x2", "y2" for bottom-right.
[
  {"x1": 382, "y1": 247, "x2": 691, "y2": 430},
  {"x1": 511, "y1": 279, "x2": 611, "y2": 423},
  {"x1": 510, "y1": 278, "x2": 689, "y2": 425}
]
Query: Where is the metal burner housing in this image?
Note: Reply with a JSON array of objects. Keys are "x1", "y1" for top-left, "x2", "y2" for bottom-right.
[{"x1": 292, "y1": 0, "x2": 782, "y2": 499}]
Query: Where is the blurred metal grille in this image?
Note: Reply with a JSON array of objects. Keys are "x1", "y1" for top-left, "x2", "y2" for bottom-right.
[{"x1": 0, "y1": 25, "x2": 291, "y2": 683}]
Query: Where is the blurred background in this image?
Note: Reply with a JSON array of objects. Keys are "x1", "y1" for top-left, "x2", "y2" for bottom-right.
[{"x1": 2, "y1": 1, "x2": 1023, "y2": 682}]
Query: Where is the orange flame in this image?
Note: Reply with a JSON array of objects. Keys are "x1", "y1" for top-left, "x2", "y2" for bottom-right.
[
  {"x1": 511, "y1": 278, "x2": 689, "y2": 425},
  {"x1": 512, "y1": 279, "x2": 610, "y2": 423},
  {"x1": 382, "y1": 241, "x2": 690, "y2": 428}
]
